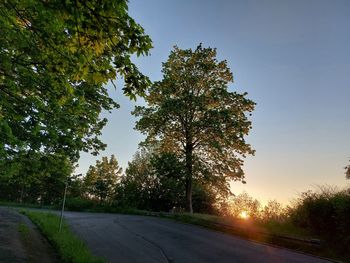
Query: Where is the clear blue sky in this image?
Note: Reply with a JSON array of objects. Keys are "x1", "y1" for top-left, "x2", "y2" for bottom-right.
[{"x1": 77, "y1": 0, "x2": 350, "y2": 204}]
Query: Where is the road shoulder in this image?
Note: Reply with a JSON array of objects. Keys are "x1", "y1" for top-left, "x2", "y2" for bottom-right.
[{"x1": 0, "y1": 207, "x2": 58, "y2": 263}]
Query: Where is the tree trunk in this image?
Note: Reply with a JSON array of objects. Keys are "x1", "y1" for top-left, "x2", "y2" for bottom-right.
[
  {"x1": 20, "y1": 184, "x2": 24, "y2": 204},
  {"x1": 185, "y1": 178, "x2": 193, "y2": 213},
  {"x1": 185, "y1": 144, "x2": 193, "y2": 213}
]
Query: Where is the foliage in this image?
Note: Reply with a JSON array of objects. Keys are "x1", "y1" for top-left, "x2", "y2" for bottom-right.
[
  {"x1": 226, "y1": 192, "x2": 262, "y2": 219},
  {"x1": 261, "y1": 200, "x2": 287, "y2": 222},
  {"x1": 116, "y1": 149, "x2": 185, "y2": 211},
  {"x1": 84, "y1": 155, "x2": 122, "y2": 203},
  {"x1": 134, "y1": 44, "x2": 255, "y2": 212},
  {"x1": 64, "y1": 197, "x2": 95, "y2": 211},
  {"x1": 221, "y1": 193, "x2": 287, "y2": 222},
  {"x1": 290, "y1": 186, "x2": 350, "y2": 254},
  {"x1": 23, "y1": 210, "x2": 105, "y2": 263},
  {"x1": 345, "y1": 159, "x2": 350, "y2": 179},
  {"x1": 116, "y1": 148, "x2": 153, "y2": 208},
  {"x1": 191, "y1": 183, "x2": 219, "y2": 214},
  {"x1": 0, "y1": 0, "x2": 152, "y2": 165},
  {"x1": 0, "y1": 152, "x2": 73, "y2": 204},
  {"x1": 67, "y1": 175, "x2": 85, "y2": 199},
  {"x1": 149, "y1": 152, "x2": 186, "y2": 211},
  {"x1": 116, "y1": 148, "x2": 223, "y2": 213}
]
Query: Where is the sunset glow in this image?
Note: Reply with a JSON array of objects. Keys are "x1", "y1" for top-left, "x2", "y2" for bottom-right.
[{"x1": 239, "y1": 211, "x2": 249, "y2": 220}]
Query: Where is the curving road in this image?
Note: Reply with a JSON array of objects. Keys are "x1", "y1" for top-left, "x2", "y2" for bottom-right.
[{"x1": 62, "y1": 211, "x2": 331, "y2": 263}]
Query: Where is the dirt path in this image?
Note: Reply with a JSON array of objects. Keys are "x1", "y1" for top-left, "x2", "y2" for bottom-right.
[{"x1": 0, "y1": 207, "x2": 58, "y2": 263}]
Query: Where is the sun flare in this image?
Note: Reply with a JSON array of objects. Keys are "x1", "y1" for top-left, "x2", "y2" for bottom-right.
[{"x1": 239, "y1": 211, "x2": 249, "y2": 219}]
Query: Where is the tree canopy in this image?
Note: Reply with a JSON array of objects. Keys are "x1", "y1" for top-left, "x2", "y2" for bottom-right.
[
  {"x1": 116, "y1": 149, "x2": 186, "y2": 211},
  {"x1": 84, "y1": 155, "x2": 122, "y2": 202},
  {"x1": 0, "y1": 0, "x2": 152, "y2": 166},
  {"x1": 116, "y1": 148, "x2": 223, "y2": 213},
  {"x1": 134, "y1": 44, "x2": 255, "y2": 212},
  {"x1": 0, "y1": 152, "x2": 73, "y2": 204}
]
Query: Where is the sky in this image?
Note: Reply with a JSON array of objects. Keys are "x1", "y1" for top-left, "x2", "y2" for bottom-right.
[{"x1": 77, "y1": 0, "x2": 350, "y2": 205}]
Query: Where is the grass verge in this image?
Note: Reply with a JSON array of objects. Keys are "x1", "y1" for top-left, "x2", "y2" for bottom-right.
[{"x1": 21, "y1": 210, "x2": 105, "y2": 263}]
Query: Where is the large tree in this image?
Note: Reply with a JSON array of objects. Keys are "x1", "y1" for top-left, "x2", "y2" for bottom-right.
[
  {"x1": 0, "y1": 0, "x2": 152, "y2": 166},
  {"x1": 134, "y1": 45, "x2": 255, "y2": 213}
]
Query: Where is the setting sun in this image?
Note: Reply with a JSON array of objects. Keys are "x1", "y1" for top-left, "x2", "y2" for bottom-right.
[{"x1": 239, "y1": 211, "x2": 249, "y2": 220}]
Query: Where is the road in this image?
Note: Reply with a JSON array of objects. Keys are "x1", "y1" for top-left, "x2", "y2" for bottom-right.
[
  {"x1": 63, "y1": 211, "x2": 331, "y2": 263},
  {"x1": 0, "y1": 207, "x2": 57, "y2": 263}
]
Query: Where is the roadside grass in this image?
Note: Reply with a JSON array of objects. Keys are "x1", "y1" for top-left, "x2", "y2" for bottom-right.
[
  {"x1": 21, "y1": 210, "x2": 105, "y2": 263},
  {"x1": 258, "y1": 220, "x2": 314, "y2": 239}
]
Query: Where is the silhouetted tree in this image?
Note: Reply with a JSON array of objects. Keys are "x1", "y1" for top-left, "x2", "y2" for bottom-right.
[
  {"x1": 116, "y1": 149, "x2": 185, "y2": 211},
  {"x1": 117, "y1": 148, "x2": 225, "y2": 213},
  {"x1": 134, "y1": 44, "x2": 255, "y2": 213},
  {"x1": 261, "y1": 200, "x2": 286, "y2": 222},
  {"x1": 228, "y1": 192, "x2": 261, "y2": 219},
  {"x1": 116, "y1": 149, "x2": 155, "y2": 209}
]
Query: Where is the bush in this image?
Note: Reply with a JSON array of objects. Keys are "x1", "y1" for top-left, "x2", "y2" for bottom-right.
[
  {"x1": 290, "y1": 186, "x2": 350, "y2": 254},
  {"x1": 64, "y1": 197, "x2": 95, "y2": 211}
]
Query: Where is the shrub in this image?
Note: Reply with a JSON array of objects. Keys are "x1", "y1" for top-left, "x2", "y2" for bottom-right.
[
  {"x1": 290, "y1": 186, "x2": 350, "y2": 254},
  {"x1": 64, "y1": 197, "x2": 95, "y2": 211}
]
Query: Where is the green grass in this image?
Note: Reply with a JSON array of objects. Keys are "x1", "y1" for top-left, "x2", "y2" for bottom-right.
[
  {"x1": 259, "y1": 220, "x2": 314, "y2": 239},
  {"x1": 21, "y1": 210, "x2": 105, "y2": 263}
]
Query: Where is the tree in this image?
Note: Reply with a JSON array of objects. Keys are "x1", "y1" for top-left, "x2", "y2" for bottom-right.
[
  {"x1": 84, "y1": 155, "x2": 122, "y2": 202},
  {"x1": 261, "y1": 200, "x2": 286, "y2": 222},
  {"x1": 118, "y1": 148, "x2": 229, "y2": 213},
  {"x1": 228, "y1": 192, "x2": 261, "y2": 219},
  {"x1": 117, "y1": 149, "x2": 185, "y2": 211},
  {"x1": 345, "y1": 160, "x2": 350, "y2": 179},
  {"x1": 116, "y1": 148, "x2": 155, "y2": 209},
  {"x1": 0, "y1": 0, "x2": 152, "y2": 166},
  {"x1": 134, "y1": 45, "x2": 255, "y2": 213},
  {"x1": 149, "y1": 152, "x2": 186, "y2": 211},
  {"x1": 0, "y1": 152, "x2": 73, "y2": 204}
]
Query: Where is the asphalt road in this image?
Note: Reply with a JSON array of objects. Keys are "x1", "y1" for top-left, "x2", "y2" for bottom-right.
[{"x1": 63, "y1": 211, "x2": 331, "y2": 263}]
